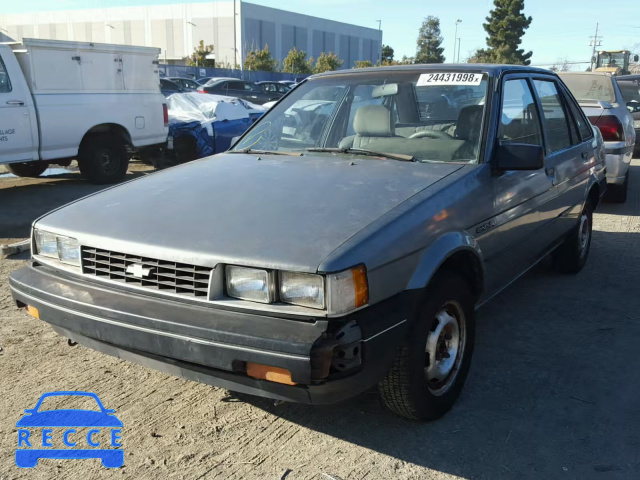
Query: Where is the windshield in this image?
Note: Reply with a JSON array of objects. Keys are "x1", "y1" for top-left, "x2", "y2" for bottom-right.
[
  {"x1": 599, "y1": 52, "x2": 627, "y2": 68},
  {"x1": 560, "y1": 74, "x2": 615, "y2": 103},
  {"x1": 232, "y1": 71, "x2": 489, "y2": 163}
]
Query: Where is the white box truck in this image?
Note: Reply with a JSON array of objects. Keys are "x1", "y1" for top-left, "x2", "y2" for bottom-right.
[{"x1": 0, "y1": 38, "x2": 168, "y2": 184}]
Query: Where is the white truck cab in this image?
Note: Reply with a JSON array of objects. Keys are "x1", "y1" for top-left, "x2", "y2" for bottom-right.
[{"x1": 0, "y1": 38, "x2": 168, "y2": 184}]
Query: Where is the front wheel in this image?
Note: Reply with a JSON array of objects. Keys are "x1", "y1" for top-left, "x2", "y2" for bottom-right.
[
  {"x1": 379, "y1": 272, "x2": 476, "y2": 421},
  {"x1": 5, "y1": 162, "x2": 49, "y2": 178},
  {"x1": 553, "y1": 201, "x2": 593, "y2": 274}
]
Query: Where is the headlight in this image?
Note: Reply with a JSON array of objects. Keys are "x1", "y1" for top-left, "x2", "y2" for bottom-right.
[
  {"x1": 225, "y1": 266, "x2": 275, "y2": 303},
  {"x1": 326, "y1": 265, "x2": 369, "y2": 316},
  {"x1": 279, "y1": 271, "x2": 325, "y2": 309},
  {"x1": 34, "y1": 229, "x2": 80, "y2": 266}
]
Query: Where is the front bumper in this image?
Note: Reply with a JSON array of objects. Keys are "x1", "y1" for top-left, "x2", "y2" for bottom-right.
[
  {"x1": 604, "y1": 143, "x2": 633, "y2": 184},
  {"x1": 9, "y1": 263, "x2": 414, "y2": 404}
]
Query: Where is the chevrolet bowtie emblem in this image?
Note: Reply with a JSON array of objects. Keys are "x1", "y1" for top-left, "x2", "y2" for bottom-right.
[{"x1": 126, "y1": 264, "x2": 153, "y2": 278}]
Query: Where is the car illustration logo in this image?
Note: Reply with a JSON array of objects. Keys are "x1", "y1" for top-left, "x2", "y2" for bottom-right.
[
  {"x1": 15, "y1": 391, "x2": 123, "y2": 468},
  {"x1": 126, "y1": 263, "x2": 153, "y2": 278}
]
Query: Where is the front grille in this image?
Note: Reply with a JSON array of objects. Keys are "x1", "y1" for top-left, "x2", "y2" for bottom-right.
[{"x1": 81, "y1": 247, "x2": 212, "y2": 298}]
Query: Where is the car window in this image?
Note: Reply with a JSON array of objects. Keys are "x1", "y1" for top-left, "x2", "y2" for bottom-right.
[
  {"x1": 278, "y1": 85, "x2": 290, "y2": 93},
  {"x1": 617, "y1": 79, "x2": 640, "y2": 103},
  {"x1": 183, "y1": 79, "x2": 198, "y2": 89},
  {"x1": 261, "y1": 84, "x2": 276, "y2": 92},
  {"x1": 0, "y1": 56, "x2": 12, "y2": 93},
  {"x1": 233, "y1": 71, "x2": 489, "y2": 164},
  {"x1": 532, "y1": 80, "x2": 572, "y2": 152},
  {"x1": 560, "y1": 74, "x2": 615, "y2": 103},
  {"x1": 499, "y1": 79, "x2": 543, "y2": 147},
  {"x1": 562, "y1": 86, "x2": 594, "y2": 141}
]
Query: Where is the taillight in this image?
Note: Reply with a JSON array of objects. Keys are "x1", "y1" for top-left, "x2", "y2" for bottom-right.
[
  {"x1": 162, "y1": 104, "x2": 169, "y2": 126},
  {"x1": 197, "y1": 88, "x2": 206, "y2": 93},
  {"x1": 588, "y1": 115, "x2": 624, "y2": 142}
]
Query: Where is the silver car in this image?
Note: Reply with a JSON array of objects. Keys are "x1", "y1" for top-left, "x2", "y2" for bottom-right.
[
  {"x1": 10, "y1": 65, "x2": 606, "y2": 421},
  {"x1": 559, "y1": 72, "x2": 635, "y2": 202}
]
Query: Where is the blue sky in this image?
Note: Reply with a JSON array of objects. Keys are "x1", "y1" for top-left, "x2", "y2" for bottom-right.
[{"x1": 1, "y1": 0, "x2": 639, "y2": 68}]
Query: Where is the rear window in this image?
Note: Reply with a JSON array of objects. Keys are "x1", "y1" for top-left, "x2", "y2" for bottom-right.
[
  {"x1": 560, "y1": 74, "x2": 615, "y2": 103},
  {"x1": 617, "y1": 79, "x2": 640, "y2": 103}
]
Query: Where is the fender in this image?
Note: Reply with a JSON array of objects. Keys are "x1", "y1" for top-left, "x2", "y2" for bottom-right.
[{"x1": 406, "y1": 231, "x2": 484, "y2": 292}]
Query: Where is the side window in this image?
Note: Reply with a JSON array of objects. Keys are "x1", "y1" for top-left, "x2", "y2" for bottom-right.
[
  {"x1": 0, "y1": 55, "x2": 11, "y2": 93},
  {"x1": 532, "y1": 80, "x2": 572, "y2": 152},
  {"x1": 228, "y1": 81, "x2": 244, "y2": 90},
  {"x1": 564, "y1": 88, "x2": 593, "y2": 141},
  {"x1": 244, "y1": 83, "x2": 254, "y2": 91},
  {"x1": 499, "y1": 79, "x2": 543, "y2": 146}
]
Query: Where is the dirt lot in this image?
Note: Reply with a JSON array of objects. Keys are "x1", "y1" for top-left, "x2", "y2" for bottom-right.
[{"x1": 1, "y1": 161, "x2": 639, "y2": 480}]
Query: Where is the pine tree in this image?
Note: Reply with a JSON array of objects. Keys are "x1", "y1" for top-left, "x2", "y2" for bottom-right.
[
  {"x1": 469, "y1": 0, "x2": 533, "y2": 65},
  {"x1": 186, "y1": 40, "x2": 215, "y2": 68},
  {"x1": 313, "y1": 52, "x2": 343, "y2": 73},
  {"x1": 283, "y1": 47, "x2": 314, "y2": 74},
  {"x1": 243, "y1": 45, "x2": 278, "y2": 72},
  {"x1": 415, "y1": 16, "x2": 445, "y2": 64}
]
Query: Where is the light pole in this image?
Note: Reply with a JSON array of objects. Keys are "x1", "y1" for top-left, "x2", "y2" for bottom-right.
[
  {"x1": 453, "y1": 19, "x2": 462, "y2": 63},
  {"x1": 376, "y1": 20, "x2": 382, "y2": 64}
]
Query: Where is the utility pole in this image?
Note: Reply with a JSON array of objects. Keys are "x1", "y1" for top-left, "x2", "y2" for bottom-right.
[
  {"x1": 589, "y1": 23, "x2": 602, "y2": 71},
  {"x1": 453, "y1": 19, "x2": 462, "y2": 63}
]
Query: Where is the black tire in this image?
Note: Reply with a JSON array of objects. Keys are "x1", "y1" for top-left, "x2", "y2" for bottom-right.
[
  {"x1": 553, "y1": 200, "x2": 593, "y2": 274},
  {"x1": 78, "y1": 134, "x2": 129, "y2": 184},
  {"x1": 174, "y1": 135, "x2": 198, "y2": 164},
  {"x1": 5, "y1": 162, "x2": 49, "y2": 178},
  {"x1": 379, "y1": 272, "x2": 476, "y2": 421},
  {"x1": 605, "y1": 173, "x2": 628, "y2": 203}
]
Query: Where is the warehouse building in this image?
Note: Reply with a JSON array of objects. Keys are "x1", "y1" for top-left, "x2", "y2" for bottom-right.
[{"x1": 0, "y1": 1, "x2": 382, "y2": 68}]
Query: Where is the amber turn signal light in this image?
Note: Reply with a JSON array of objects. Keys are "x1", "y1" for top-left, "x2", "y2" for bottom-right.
[
  {"x1": 246, "y1": 362, "x2": 296, "y2": 385},
  {"x1": 352, "y1": 265, "x2": 369, "y2": 308},
  {"x1": 26, "y1": 305, "x2": 39, "y2": 319}
]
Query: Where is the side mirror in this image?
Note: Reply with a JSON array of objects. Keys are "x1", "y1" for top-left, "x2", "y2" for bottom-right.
[
  {"x1": 627, "y1": 102, "x2": 640, "y2": 113},
  {"x1": 634, "y1": 54, "x2": 639, "y2": 62},
  {"x1": 494, "y1": 143, "x2": 544, "y2": 171}
]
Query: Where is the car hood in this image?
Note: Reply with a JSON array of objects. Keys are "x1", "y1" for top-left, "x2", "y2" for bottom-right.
[
  {"x1": 16, "y1": 410, "x2": 123, "y2": 427},
  {"x1": 38, "y1": 154, "x2": 463, "y2": 272}
]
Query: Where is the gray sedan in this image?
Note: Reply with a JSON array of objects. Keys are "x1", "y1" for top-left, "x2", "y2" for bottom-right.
[
  {"x1": 10, "y1": 65, "x2": 605, "y2": 421},
  {"x1": 560, "y1": 72, "x2": 635, "y2": 202}
]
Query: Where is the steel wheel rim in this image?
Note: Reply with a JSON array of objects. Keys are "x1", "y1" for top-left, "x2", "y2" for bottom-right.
[
  {"x1": 424, "y1": 301, "x2": 466, "y2": 396},
  {"x1": 578, "y1": 213, "x2": 590, "y2": 260}
]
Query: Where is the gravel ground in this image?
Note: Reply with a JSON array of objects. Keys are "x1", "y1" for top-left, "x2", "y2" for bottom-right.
[{"x1": 1, "y1": 161, "x2": 639, "y2": 480}]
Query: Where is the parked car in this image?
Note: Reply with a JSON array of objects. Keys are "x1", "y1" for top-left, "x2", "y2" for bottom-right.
[
  {"x1": 559, "y1": 72, "x2": 635, "y2": 202},
  {"x1": 0, "y1": 38, "x2": 168, "y2": 184},
  {"x1": 255, "y1": 81, "x2": 291, "y2": 95},
  {"x1": 10, "y1": 64, "x2": 605, "y2": 421},
  {"x1": 279, "y1": 80, "x2": 298, "y2": 87},
  {"x1": 166, "y1": 77, "x2": 200, "y2": 91},
  {"x1": 197, "y1": 79, "x2": 281, "y2": 105},
  {"x1": 160, "y1": 78, "x2": 186, "y2": 97},
  {"x1": 615, "y1": 74, "x2": 640, "y2": 156}
]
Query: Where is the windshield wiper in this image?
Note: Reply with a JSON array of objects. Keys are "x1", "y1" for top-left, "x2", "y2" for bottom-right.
[
  {"x1": 305, "y1": 147, "x2": 416, "y2": 162},
  {"x1": 229, "y1": 148, "x2": 303, "y2": 156}
]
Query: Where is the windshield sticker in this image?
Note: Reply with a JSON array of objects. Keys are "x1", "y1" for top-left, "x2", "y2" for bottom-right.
[{"x1": 417, "y1": 73, "x2": 483, "y2": 87}]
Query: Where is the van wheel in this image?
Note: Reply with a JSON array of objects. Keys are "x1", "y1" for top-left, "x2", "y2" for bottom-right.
[
  {"x1": 78, "y1": 134, "x2": 129, "y2": 184},
  {"x1": 605, "y1": 173, "x2": 628, "y2": 203},
  {"x1": 379, "y1": 272, "x2": 476, "y2": 421},
  {"x1": 553, "y1": 201, "x2": 593, "y2": 274},
  {"x1": 6, "y1": 162, "x2": 49, "y2": 178}
]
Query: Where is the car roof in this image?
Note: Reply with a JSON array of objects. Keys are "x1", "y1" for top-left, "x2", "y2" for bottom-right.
[
  {"x1": 313, "y1": 63, "x2": 554, "y2": 78},
  {"x1": 558, "y1": 71, "x2": 611, "y2": 77},
  {"x1": 167, "y1": 77, "x2": 196, "y2": 81}
]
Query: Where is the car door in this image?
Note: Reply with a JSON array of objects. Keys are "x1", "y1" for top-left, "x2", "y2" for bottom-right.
[
  {"x1": 531, "y1": 76, "x2": 593, "y2": 239},
  {"x1": 482, "y1": 75, "x2": 557, "y2": 295},
  {"x1": 0, "y1": 48, "x2": 37, "y2": 164}
]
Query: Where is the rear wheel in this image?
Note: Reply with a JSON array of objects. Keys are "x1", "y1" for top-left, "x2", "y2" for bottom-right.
[
  {"x1": 605, "y1": 173, "x2": 628, "y2": 203},
  {"x1": 78, "y1": 134, "x2": 129, "y2": 184},
  {"x1": 553, "y1": 201, "x2": 593, "y2": 274},
  {"x1": 379, "y1": 272, "x2": 476, "y2": 421},
  {"x1": 6, "y1": 162, "x2": 49, "y2": 178}
]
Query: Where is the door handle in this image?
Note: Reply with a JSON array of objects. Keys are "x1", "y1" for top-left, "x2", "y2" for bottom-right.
[
  {"x1": 581, "y1": 151, "x2": 590, "y2": 161},
  {"x1": 6, "y1": 100, "x2": 24, "y2": 106}
]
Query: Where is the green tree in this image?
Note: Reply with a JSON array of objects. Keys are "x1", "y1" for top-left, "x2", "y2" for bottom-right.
[
  {"x1": 355, "y1": 60, "x2": 373, "y2": 68},
  {"x1": 187, "y1": 40, "x2": 216, "y2": 68},
  {"x1": 468, "y1": 0, "x2": 533, "y2": 65},
  {"x1": 382, "y1": 45, "x2": 394, "y2": 63},
  {"x1": 313, "y1": 52, "x2": 343, "y2": 73},
  {"x1": 283, "y1": 47, "x2": 314, "y2": 74},
  {"x1": 244, "y1": 44, "x2": 278, "y2": 72},
  {"x1": 415, "y1": 16, "x2": 445, "y2": 64}
]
